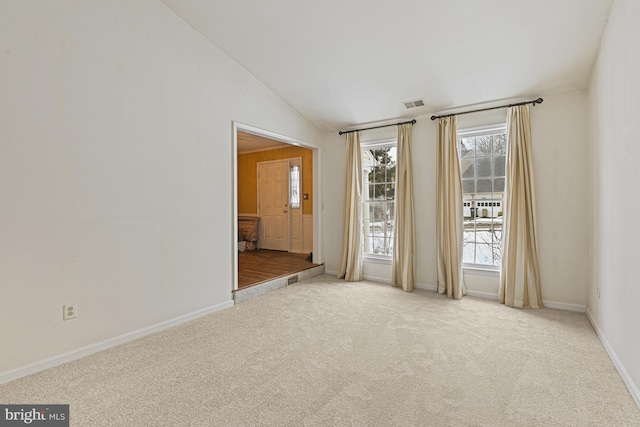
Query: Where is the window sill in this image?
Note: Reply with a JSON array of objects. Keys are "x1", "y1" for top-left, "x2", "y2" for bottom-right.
[
  {"x1": 363, "y1": 254, "x2": 392, "y2": 265},
  {"x1": 463, "y1": 266, "x2": 500, "y2": 277}
]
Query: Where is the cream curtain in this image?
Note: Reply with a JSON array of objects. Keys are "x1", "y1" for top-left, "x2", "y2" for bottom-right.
[
  {"x1": 436, "y1": 116, "x2": 466, "y2": 299},
  {"x1": 391, "y1": 124, "x2": 415, "y2": 292},
  {"x1": 499, "y1": 105, "x2": 543, "y2": 308},
  {"x1": 338, "y1": 132, "x2": 363, "y2": 281}
]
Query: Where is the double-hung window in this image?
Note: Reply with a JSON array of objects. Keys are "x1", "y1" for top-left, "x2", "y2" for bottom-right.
[
  {"x1": 458, "y1": 126, "x2": 507, "y2": 269},
  {"x1": 362, "y1": 140, "x2": 397, "y2": 258}
]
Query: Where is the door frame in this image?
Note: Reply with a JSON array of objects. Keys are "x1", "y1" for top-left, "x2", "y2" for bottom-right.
[{"x1": 231, "y1": 122, "x2": 322, "y2": 292}]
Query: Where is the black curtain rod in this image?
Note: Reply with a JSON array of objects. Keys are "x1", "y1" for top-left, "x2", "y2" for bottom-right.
[
  {"x1": 338, "y1": 119, "x2": 416, "y2": 135},
  {"x1": 430, "y1": 98, "x2": 543, "y2": 121}
]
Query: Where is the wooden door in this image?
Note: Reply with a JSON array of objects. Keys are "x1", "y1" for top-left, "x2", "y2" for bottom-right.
[{"x1": 258, "y1": 160, "x2": 289, "y2": 251}]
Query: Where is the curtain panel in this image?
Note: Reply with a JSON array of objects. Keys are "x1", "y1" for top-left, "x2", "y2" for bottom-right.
[
  {"x1": 391, "y1": 123, "x2": 415, "y2": 292},
  {"x1": 338, "y1": 132, "x2": 363, "y2": 281},
  {"x1": 436, "y1": 116, "x2": 466, "y2": 299},
  {"x1": 499, "y1": 105, "x2": 543, "y2": 308}
]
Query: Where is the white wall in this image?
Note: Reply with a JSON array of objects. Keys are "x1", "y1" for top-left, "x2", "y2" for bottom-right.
[
  {"x1": 587, "y1": 0, "x2": 640, "y2": 404},
  {"x1": 519, "y1": 93, "x2": 590, "y2": 308},
  {"x1": 0, "y1": 1, "x2": 323, "y2": 376},
  {"x1": 323, "y1": 92, "x2": 590, "y2": 309}
]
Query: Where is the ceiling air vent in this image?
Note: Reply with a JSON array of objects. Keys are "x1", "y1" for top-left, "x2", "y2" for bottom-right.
[{"x1": 403, "y1": 99, "x2": 425, "y2": 109}]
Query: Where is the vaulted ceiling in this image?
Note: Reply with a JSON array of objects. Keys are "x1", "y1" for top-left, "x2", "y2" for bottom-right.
[{"x1": 160, "y1": 0, "x2": 612, "y2": 132}]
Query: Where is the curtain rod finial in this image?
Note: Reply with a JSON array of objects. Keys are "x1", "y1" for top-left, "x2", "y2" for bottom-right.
[
  {"x1": 535, "y1": 98, "x2": 543, "y2": 104},
  {"x1": 430, "y1": 115, "x2": 437, "y2": 121}
]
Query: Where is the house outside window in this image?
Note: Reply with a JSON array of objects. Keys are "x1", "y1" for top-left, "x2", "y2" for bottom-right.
[
  {"x1": 458, "y1": 126, "x2": 507, "y2": 269},
  {"x1": 362, "y1": 140, "x2": 397, "y2": 258}
]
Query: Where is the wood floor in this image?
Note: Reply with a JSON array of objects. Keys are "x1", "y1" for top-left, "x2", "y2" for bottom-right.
[{"x1": 237, "y1": 250, "x2": 316, "y2": 289}]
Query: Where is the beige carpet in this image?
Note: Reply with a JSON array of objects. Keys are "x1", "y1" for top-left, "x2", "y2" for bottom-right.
[{"x1": 1, "y1": 275, "x2": 639, "y2": 426}]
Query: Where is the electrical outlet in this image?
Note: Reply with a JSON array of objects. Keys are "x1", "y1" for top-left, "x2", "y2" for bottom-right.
[
  {"x1": 287, "y1": 275, "x2": 299, "y2": 286},
  {"x1": 63, "y1": 304, "x2": 77, "y2": 320}
]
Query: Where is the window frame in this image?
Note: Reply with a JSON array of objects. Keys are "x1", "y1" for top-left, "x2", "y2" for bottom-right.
[
  {"x1": 458, "y1": 124, "x2": 507, "y2": 271},
  {"x1": 361, "y1": 138, "x2": 397, "y2": 262}
]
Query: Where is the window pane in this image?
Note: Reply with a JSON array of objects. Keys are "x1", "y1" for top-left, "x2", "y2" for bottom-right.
[
  {"x1": 475, "y1": 158, "x2": 491, "y2": 177},
  {"x1": 362, "y1": 219, "x2": 373, "y2": 253},
  {"x1": 460, "y1": 137, "x2": 475, "y2": 159},
  {"x1": 369, "y1": 202, "x2": 384, "y2": 220},
  {"x1": 494, "y1": 155, "x2": 506, "y2": 177},
  {"x1": 494, "y1": 134, "x2": 507, "y2": 154},
  {"x1": 386, "y1": 164, "x2": 396, "y2": 183},
  {"x1": 476, "y1": 135, "x2": 492, "y2": 157},
  {"x1": 475, "y1": 243, "x2": 493, "y2": 265},
  {"x1": 476, "y1": 226, "x2": 494, "y2": 244},
  {"x1": 386, "y1": 201, "x2": 395, "y2": 222},
  {"x1": 362, "y1": 219, "x2": 372, "y2": 237},
  {"x1": 494, "y1": 178, "x2": 505, "y2": 193},
  {"x1": 463, "y1": 228, "x2": 476, "y2": 244},
  {"x1": 365, "y1": 184, "x2": 372, "y2": 200},
  {"x1": 477, "y1": 179, "x2": 492, "y2": 193},
  {"x1": 463, "y1": 242, "x2": 475, "y2": 264},
  {"x1": 493, "y1": 244, "x2": 502, "y2": 266},
  {"x1": 376, "y1": 184, "x2": 386, "y2": 200},
  {"x1": 462, "y1": 179, "x2": 475, "y2": 194},
  {"x1": 461, "y1": 160, "x2": 474, "y2": 178},
  {"x1": 366, "y1": 167, "x2": 375, "y2": 184},
  {"x1": 387, "y1": 147, "x2": 397, "y2": 163},
  {"x1": 290, "y1": 165, "x2": 300, "y2": 209},
  {"x1": 385, "y1": 183, "x2": 395, "y2": 200}
]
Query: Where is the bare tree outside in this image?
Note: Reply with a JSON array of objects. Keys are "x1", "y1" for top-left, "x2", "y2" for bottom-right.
[
  {"x1": 460, "y1": 131, "x2": 506, "y2": 267},
  {"x1": 362, "y1": 146, "x2": 397, "y2": 256}
]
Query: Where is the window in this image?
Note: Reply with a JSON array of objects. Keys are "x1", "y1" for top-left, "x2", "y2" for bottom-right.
[
  {"x1": 290, "y1": 165, "x2": 300, "y2": 209},
  {"x1": 458, "y1": 126, "x2": 506, "y2": 268},
  {"x1": 362, "y1": 141, "x2": 396, "y2": 257}
]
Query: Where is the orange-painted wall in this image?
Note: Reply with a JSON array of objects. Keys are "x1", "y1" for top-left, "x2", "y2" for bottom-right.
[{"x1": 237, "y1": 146, "x2": 313, "y2": 215}]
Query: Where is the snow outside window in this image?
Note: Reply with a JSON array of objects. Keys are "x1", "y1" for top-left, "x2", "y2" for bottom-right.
[
  {"x1": 459, "y1": 126, "x2": 507, "y2": 269},
  {"x1": 362, "y1": 141, "x2": 396, "y2": 257}
]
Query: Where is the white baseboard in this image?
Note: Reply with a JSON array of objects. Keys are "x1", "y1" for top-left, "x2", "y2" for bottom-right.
[
  {"x1": 416, "y1": 285, "x2": 499, "y2": 301},
  {"x1": 415, "y1": 285, "x2": 500, "y2": 301},
  {"x1": 415, "y1": 282, "x2": 437, "y2": 292},
  {"x1": 326, "y1": 273, "x2": 586, "y2": 312},
  {"x1": 415, "y1": 282, "x2": 496, "y2": 297},
  {"x1": 414, "y1": 284, "x2": 586, "y2": 312},
  {"x1": 324, "y1": 270, "x2": 390, "y2": 285},
  {"x1": 325, "y1": 270, "x2": 394, "y2": 286},
  {"x1": 467, "y1": 289, "x2": 499, "y2": 300},
  {"x1": 414, "y1": 285, "x2": 500, "y2": 303},
  {"x1": 0, "y1": 300, "x2": 234, "y2": 385},
  {"x1": 363, "y1": 274, "x2": 391, "y2": 284},
  {"x1": 586, "y1": 308, "x2": 640, "y2": 409},
  {"x1": 542, "y1": 300, "x2": 586, "y2": 313}
]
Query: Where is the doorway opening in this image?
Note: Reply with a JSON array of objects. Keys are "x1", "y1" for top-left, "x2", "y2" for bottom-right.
[{"x1": 232, "y1": 123, "x2": 321, "y2": 292}]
